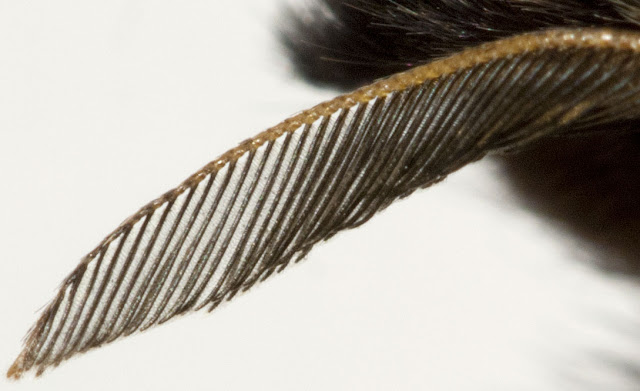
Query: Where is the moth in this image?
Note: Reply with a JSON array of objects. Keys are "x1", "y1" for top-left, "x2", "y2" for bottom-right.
[{"x1": 4, "y1": 0, "x2": 640, "y2": 389}]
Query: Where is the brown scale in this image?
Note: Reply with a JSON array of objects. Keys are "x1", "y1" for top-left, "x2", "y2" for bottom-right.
[{"x1": 8, "y1": 28, "x2": 640, "y2": 379}]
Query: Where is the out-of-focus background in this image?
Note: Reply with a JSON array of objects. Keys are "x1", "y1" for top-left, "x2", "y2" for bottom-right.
[{"x1": 1, "y1": 1, "x2": 639, "y2": 390}]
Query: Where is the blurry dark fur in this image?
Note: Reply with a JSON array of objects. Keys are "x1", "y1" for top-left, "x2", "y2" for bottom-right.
[
  {"x1": 282, "y1": 0, "x2": 640, "y2": 89},
  {"x1": 282, "y1": 0, "x2": 640, "y2": 272},
  {"x1": 501, "y1": 133, "x2": 640, "y2": 272}
]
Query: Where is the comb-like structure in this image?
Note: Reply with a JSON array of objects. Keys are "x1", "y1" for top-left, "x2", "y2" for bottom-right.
[{"x1": 9, "y1": 28, "x2": 640, "y2": 378}]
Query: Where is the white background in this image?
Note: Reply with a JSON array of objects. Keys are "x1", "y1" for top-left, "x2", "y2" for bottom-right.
[{"x1": 1, "y1": 1, "x2": 639, "y2": 390}]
